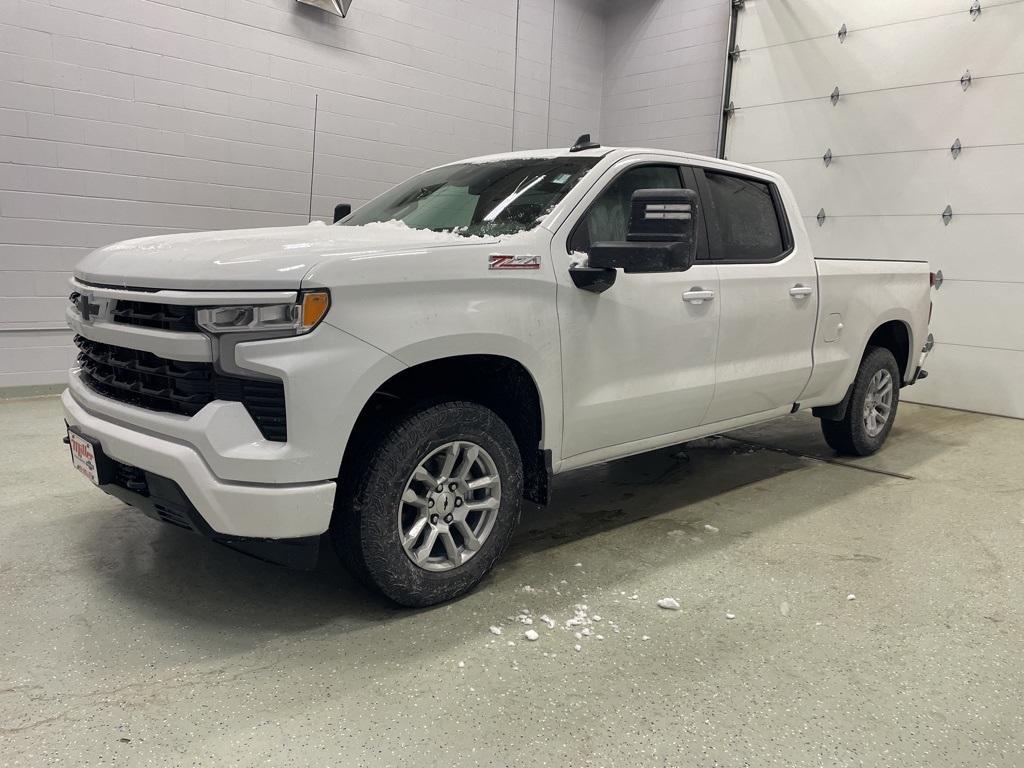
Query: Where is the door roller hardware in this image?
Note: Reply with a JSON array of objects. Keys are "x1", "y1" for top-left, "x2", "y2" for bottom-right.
[
  {"x1": 970, "y1": 2, "x2": 981, "y2": 20},
  {"x1": 816, "y1": 208, "x2": 827, "y2": 226},
  {"x1": 823, "y1": 148, "x2": 833, "y2": 167},
  {"x1": 837, "y1": 23, "x2": 847, "y2": 43},
  {"x1": 961, "y1": 69, "x2": 972, "y2": 91},
  {"x1": 942, "y1": 205, "x2": 953, "y2": 225},
  {"x1": 830, "y1": 86, "x2": 841, "y2": 105},
  {"x1": 951, "y1": 138, "x2": 962, "y2": 159}
]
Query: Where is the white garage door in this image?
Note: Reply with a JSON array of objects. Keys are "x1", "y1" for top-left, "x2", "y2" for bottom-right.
[{"x1": 724, "y1": 0, "x2": 1024, "y2": 419}]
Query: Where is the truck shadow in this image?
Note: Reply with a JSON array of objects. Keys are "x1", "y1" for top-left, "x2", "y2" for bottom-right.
[
  {"x1": 83, "y1": 410, "x2": 955, "y2": 645},
  {"x1": 507, "y1": 405, "x2": 965, "y2": 562}
]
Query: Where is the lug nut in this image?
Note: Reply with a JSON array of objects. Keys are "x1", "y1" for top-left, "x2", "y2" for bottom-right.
[
  {"x1": 449, "y1": 482, "x2": 458, "y2": 491},
  {"x1": 430, "y1": 513, "x2": 439, "y2": 525},
  {"x1": 454, "y1": 498, "x2": 463, "y2": 507},
  {"x1": 444, "y1": 513, "x2": 454, "y2": 524},
  {"x1": 428, "y1": 498, "x2": 435, "y2": 508},
  {"x1": 436, "y1": 484, "x2": 444, "y2": 492}
]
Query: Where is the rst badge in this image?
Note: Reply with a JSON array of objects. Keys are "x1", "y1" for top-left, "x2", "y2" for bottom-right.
[{"x1": 488, "y1": 253, "x2": 541, "y2": 270}]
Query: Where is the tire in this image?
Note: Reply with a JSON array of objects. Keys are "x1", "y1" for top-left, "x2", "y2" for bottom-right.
[
  {"x1": 332, "y1": 401, "x2": 523, "y2": 607},
  {"x1": 820, "y1": 346, "x2": 900, "y2": 456}
]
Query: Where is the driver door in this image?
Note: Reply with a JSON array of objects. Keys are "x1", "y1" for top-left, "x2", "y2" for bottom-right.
[{"x1": 554, "y1": 159, "x2": 720, "y2": 461}]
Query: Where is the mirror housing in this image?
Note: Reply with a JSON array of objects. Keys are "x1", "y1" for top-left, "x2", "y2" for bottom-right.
[
  {"x1": 569, "y1": 265, "x2": 618, "y2": 294},
  {"x1": 333, "y1": 203, "x2": 352, "y2": 223},
  {"x1": 588, "y1": 188, "x2": 697, "y2": 274}
]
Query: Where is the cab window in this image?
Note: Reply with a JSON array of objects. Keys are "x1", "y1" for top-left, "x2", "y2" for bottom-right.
[
  {"x1": 568, "y1": 165, "x2": 683, "y2": 254},
  {"x1": 700, "y1": 171, "x2": 789, "y2": 262}
]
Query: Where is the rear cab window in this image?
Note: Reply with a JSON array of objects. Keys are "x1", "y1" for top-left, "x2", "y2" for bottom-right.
[{"x1": 698, "y1": 170, "x2": 792, "y2": 263}]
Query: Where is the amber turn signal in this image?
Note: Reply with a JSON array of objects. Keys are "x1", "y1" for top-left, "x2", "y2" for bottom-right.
[{"x1": 300, "y1": 289, "x2": 331, "y2": 332}]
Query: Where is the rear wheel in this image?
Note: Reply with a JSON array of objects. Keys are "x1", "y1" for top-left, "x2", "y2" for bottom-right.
[
  {"x1": 820, "y1": 346, "x2": 900, "y2": 456},
  {"x1": 333, "y1": 402, "x2": 523, "y2": 607}
]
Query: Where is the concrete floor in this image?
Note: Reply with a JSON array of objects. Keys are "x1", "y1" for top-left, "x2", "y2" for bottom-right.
[{"x1": 1, "y1": 397, "x2": 1022, "y2": 767}]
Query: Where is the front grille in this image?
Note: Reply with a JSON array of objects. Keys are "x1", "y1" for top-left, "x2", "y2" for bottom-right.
[
  {"x1": 112, "y1": 300, "x2": 197, "y2": 332},
  {"x1": 75, "y1": 336, "x2": 287, "y2": 442}
]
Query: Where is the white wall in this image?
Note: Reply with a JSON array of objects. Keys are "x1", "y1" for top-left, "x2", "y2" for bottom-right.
[
  {"x1": 1, "y1": 0, "x2": 730, "y2": 388},
  {"x1": 601, "y1": 0, "x2": 729, "y2": 155},
  {"x1": 510, "y1": 0, "x2": 606, "y2": 151},
  {"x1": 0, "y1": 0, "x2": 606, "y2": 387},
  {"x1": 726, "y1": 0, "x2": 1024, "y2": 419},
  {"x1": 512, "y1": 0, "x2": 557, "y2": 151},
  {"x1": 547, "y1": 0, "x2": 606, "y2": 147}
]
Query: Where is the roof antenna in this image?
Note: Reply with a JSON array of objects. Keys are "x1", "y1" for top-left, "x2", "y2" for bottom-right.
[{"x1": 570, "y1": 133, "x2": 601, "y2": 152}]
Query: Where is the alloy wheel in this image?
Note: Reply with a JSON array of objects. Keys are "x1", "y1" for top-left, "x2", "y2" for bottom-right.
[
  {"x1": 398, "y1": 441, "x2": 501, "y2": 572},
  {"x1": 862, "y1": 369, "x2": 893, "y2": 437}
]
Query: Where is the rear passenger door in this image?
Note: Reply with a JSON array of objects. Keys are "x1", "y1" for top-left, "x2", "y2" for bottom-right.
[{"x1": 696, "y1": 168, "x2": 817, "y2": 423}]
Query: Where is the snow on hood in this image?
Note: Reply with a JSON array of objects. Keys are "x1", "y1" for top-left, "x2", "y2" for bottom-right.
[{"x1": 74, "y1": 220, "x2": 503, "y2": 290}]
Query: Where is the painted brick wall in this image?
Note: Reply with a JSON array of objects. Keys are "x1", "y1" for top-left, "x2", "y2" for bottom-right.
[
  {"x1": 547, "y1": 0, "x2": 605, "y2": 148},
  {"x1": 510, "y1": 0, "x2": 605, "y2": 151},
  {"x1": 0, "y1": 0, "x2": 728, "y2": 387},
  {"x1": 601, "y1": 0, "x2": 730, "y2": 156}
]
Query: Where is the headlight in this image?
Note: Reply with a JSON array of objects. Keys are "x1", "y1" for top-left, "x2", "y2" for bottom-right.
[{"x1": 196, "y1": 289, "x2": 331, "y2": 335}]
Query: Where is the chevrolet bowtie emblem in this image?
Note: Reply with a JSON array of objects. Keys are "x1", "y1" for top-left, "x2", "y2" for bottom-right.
[{"x1": 76, "y1": 293, "x2": 99, "y2": 321}]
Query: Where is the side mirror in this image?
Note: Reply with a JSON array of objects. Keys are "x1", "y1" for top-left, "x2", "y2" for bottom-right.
[
  {"x1": 333, "y1": 203, "x2": 352, "y2": 223},
  {"x1": 570, "y1": 265, "x2": 618, "y2": 294},
  {"x1": 588, "y1": 188, "x2": 698, "y2": 274}
]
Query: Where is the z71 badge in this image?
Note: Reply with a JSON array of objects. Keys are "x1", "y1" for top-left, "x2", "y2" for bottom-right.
[{"x1": 488, "y1": 253, "x2": 541, "y2": 270}]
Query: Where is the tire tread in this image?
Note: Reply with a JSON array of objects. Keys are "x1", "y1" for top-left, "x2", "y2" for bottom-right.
[
  {"x1": 820, "y1": 346, "x2": 900, "y2": 457},
  {"x1": 332, "y1": 401, "x2": 522, "y2": 607}
]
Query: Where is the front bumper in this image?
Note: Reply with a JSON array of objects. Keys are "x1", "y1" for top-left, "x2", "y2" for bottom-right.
[
  {"x1": 63, "y1": 387, "x2": 336, "y2": 540},
  {"x1": 99, "y1": 467, "x2": 322, "y2": 569}
]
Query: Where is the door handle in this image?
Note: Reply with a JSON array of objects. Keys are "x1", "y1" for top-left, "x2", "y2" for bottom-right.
[
  {"x1": 789, "y1": 284, "x2": 813, "y2": 298},
  {"x1": 683, "y1": 289, "x2": 715, "y2": 304}
]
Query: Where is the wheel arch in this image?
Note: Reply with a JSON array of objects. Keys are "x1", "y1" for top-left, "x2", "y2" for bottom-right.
[
  {"x1": 339, "y1": 352, "x2": 552, "y2": 507},
  {"x1": 865, "y1": 318, "x2": 913, "y2": 383},
  {"x1": 813, "y1": 317, "x2": 913, "y2": 422}
]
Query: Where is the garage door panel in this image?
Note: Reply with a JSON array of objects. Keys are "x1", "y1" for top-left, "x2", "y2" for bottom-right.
[
  {"x1": 732, "y1": 4, "x2": 1024, "y2": 107},
  {"x1": 765, "y1": 145, "x2": 1024, "y2": 217},
  {"x1": 765, "y1": 155, "x2": 950, "y2": 218},
  {"x1": 737, "y1": 0, "x2": 968, "y2": 51},
  {"x1": 730, "y1": 0, "x2": 1023, "y2": 419},
  {"x1": 727, "y1": 75, "x2": 1024, "y2": 163},
  {"x1": 807, "y1": 215, "x2": 1024, "y2": 283},
  {"x1": 929, "y1": 281, "x2": 1024, "y2": 352},
  {"x1": 906, "y1": 343, "x2": 1024, "y2": 419}
]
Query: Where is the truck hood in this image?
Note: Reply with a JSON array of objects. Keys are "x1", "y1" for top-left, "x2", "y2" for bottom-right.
[{"x1": 74, "y1": 222, "x2": 493, "y2": 290}]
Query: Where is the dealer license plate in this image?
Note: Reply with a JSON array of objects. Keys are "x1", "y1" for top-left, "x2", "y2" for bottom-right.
[{"x1": 68, "y1": 429, "x2": 101, "y2": 486}]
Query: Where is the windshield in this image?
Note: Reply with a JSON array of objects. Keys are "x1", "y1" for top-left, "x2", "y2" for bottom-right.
[{"x1": 341, "y1": 157, "x2": 600, "y2": 237}]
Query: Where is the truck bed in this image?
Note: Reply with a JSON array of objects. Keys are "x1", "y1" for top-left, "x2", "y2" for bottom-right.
[{"x1": 800, "y1": 258, "x2": 932, "y2": 409}]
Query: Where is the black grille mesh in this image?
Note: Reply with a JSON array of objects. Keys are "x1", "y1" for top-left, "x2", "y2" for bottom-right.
[
  {"x1": 75, "y1": 335, "x2": 286, "y2": 442},
  {"x1": 112, "y1": 300, "x2": 197, "y2": 332}
]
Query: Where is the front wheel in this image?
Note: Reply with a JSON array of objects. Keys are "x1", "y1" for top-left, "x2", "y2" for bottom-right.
[
  {"x1": 333, "y1": 402, "x2": 523, "y2": 607},
  {"x1": 820, "y1": 346, "x2": 900, "y2": 456}
]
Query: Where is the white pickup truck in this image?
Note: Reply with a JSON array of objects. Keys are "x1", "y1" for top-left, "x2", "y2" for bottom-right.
[{"x1": 63, "y1": 138, "x2": 935, "y2": 606}]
